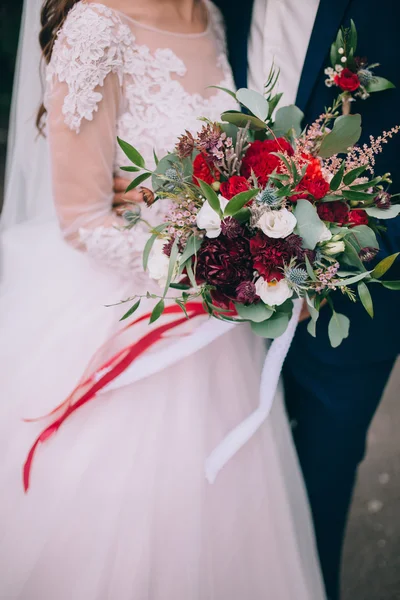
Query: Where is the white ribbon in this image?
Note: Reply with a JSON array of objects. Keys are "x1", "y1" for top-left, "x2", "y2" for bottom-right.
[
  {"x1": 102, "y1": 298, "x2": 302, "y2": 484},
  {"x1": 205, "y1": 298, "x2": 303, "y2": 483}
]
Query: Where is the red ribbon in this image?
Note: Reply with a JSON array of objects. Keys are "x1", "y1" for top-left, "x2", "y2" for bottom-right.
[{"x1": 23, "y1": 302, "x2": 206, "y2": 492}]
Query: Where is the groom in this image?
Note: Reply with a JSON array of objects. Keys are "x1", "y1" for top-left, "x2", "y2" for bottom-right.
[{"x1": 215, "y1": 0, "x2": 400, "y2": 598}]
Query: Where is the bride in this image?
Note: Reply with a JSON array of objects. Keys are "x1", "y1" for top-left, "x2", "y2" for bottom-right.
[{"x1": 0, "y1": 0, "x2": 326, "y2": 598}]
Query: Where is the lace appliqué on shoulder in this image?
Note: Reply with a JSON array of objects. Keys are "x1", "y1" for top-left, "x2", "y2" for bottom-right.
[{"x1": 46, "y1": 3, "x2": 132, "y2": 133}]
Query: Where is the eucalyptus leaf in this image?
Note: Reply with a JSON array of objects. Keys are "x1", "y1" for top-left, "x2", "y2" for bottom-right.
[
  {"x1": 150, "y1": 299, "x2": 165, "y2": 324},
  {"x1": 294, "y1": 199, "x2": 325, "y2": 250},
  {"x1": 305, "y1": 255, "x2": 317, "y2": 281},
  {"x1": 328, "y1": 312, "x2": 350, "y2": 348},
  {"x1": 305, "y1": 294, "x2": 319, "y2": 337},
  {"x1": 336, "y1": 271, "x2": 371, "y2": 287},
  {"x1": 235, "y1": 302, "x2": 274, "y2": 323},
  {"x1": 221, "y1": 110, "x2": 267, "y2": 131},
  {"x1": 358, "y1": 282, "x2": 374, "y2": 318},
  {"x1": 117, "y1": 137, "x2": 145, "y2": 168},
  {"x1": 372, "y1": 253, "x2": 399, "y2": 279},
  {"x1": 120, "y1": 299, "x2": 141, "y2": 322},
  {"x1": 342, "y1": 240, "x2": 366, "y2": 270},
  {"x1": 366, "y1": 205, "x2": 400, "y2": 219},
  {"x1": 273, "y1": 105, "x2": 304, "y2": 137},
  {"x1": 143, "y1": 224, "x2": 168, "y2": 271},
  {"x1": 251, "y1": 312, "x2": 290, "y2": 339},
  {"x1": 224, "y1": 189, "x2": 259, "y2": 216},
  {"x1": 125, "y1": 172, "x2": 151, "y2": 192},
  {"x1": 318, "y1": 114, "x2": 362, "y2": 158},
  {"x1": 345, "y1": 225, "x2": 379, "y2": 252},
  {"x1": 366, "y1": 76, "x2": 396, "y2": 93},
  {"x1": 236, "y1": 88, "x2": 269, "y2": 121}
]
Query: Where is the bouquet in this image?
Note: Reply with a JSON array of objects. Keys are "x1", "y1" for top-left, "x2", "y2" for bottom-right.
[{"x1": 117, "y1": 21, "x2": 399, "y2": 348}]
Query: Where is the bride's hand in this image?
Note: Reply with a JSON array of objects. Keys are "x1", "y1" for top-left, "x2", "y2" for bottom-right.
[
  {"x1": 112, "y1": 176, "x2": 144, "y2": 215},
  {"x1": 298, "y1": 298, "x2": 328, "y2": 322}
]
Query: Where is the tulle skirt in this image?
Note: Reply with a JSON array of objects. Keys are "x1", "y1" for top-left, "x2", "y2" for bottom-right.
[{"x1": 0, "y1": 220, "x2": 326, "y2": 599}]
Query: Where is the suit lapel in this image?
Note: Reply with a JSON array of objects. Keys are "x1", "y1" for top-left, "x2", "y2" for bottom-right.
[
  {"x1": 296, "y1": 0, "x2": 351, "y2": 111},
  {"x1": 223, "y1": 0, "x2": 254, "y2": 90}
]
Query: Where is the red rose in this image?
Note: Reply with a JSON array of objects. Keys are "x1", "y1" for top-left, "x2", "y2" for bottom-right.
[
  {"x1": 347, "y1": 209, "x2": 369, "y2": 227},
  {"x1": 317, "y1": 201, "x2": 349, "y2": 225},
  {"x1": 220, "y1": 176, "x2": 250, "y2": 200},
  {"x1": 304, "y1": 176, "x2": 330, "y2": 200},
  {"x1": 193, "y1": 153, "x2": 220, "y2": 186},
  {"x1": 241, "y1": 138, "x2": 294, "y2": 187},
  {"x1": 334, "y1": 68, "x2": 361, "y2": 92},
  {"x1": 249, "y1": 231, "x2": 293, "y2": 282}
]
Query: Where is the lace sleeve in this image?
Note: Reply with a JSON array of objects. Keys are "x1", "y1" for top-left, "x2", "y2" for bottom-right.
[{"x1": 46, "y1": 2, "x2": 130, "y2": 133}]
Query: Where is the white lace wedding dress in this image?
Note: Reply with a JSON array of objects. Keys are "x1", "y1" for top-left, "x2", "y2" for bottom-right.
[{"x1": 0, "y1": 2, "x2": 326, "y2": 599}]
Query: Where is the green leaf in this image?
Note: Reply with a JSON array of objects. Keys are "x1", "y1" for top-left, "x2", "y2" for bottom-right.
[
  {"x1": 163, "y1": 238, "x2": 180, "y2": 297},
  {"x1": 342, "y1": 190, "x2": 374, "y2": 202},
  {"x1": 185, "y1": 259, "x2": 198, "y2": 289},
  {"x1": 336, "y1": 271, "x2": 371, "y2": 286},
  {"x1": 342, "y1": 240, "x2": 366, "y2": 270},
  {"x1": 150, "y1": 299, "x2": 165, "y2": 324},
  {"x1": 349, "y1": 19, "x2": 358, "y2": 54},
  {"x1": 273, "y1": 105, "x2": 304, "y2": 137},
  {"x1": 120, "y1": 299, "x2": 141, "y2": 321},
  {"x1": 330, "y1": 40, "x2": 338, "y2": 68},
  {"x1": 169, "y1": 282, "x2": 191, "y2": 290},
  {"x1": 235, "y1": 302, "x2": 274, "y2": 323},
  {"x1": 305, "y1": 294, "x2": 319, "y2": 337},
  {"x1": 120, "y1": 166, "x2": 141, "y2": 172},
  {"x1": 381, "y1": 280, "x2": 400, "y2": 290},
  {"x1": 294, "y1": 199, "x2": 325, "y2": 250},
  {"x1": 268, "y1": 92, "x2": 283, "y2": 118},
  {"x1": 208, "y1": 85, "x2": 237, "y2": 99},
  {"x1": 153, "y1": 149, "x2": 159, "y2": 166},
  {"x1": 343, "y1": 165, "x2": 367, "y2": 186},
  {"x1": 221, "y1": 110, "x2": 267, "y2": 131},
  {"x1": 305, "y1": 254, "x2": 317, "y2": 281},
  {"x1": 197, "y1": 179, "x2": 222, "y2": 216},
  {"x1": 358, "y1": 282, "x2": 374, "y2": 318},
  {"x1": 233, "y1": 207, "x2": 251, "y2": 224},
  {"x1": 366, "y1": 205, "x2": 400, "y2": 219},
  {"x1": 125, "y1": 172, "x2": 151, "y2": 192},
  {"x1": 330, "y1": 161, "x2": 346, "y2": 191},
  {"x1": 349, "y1": 176, "x2": 382, "y2": 191},
  {"x1": 372, "y1": 253, "x2": 399, "y2": 278},
  {"x1": 251, "y1": 312, "x2": 290, "y2": 339},
  {"x1": 142, "y1": 224, "x2": 168, "y2": 271},
  {"x1": 117, "y1": 137, "x2": 145, "y2": 168},
  {"x1": 179, "y1": 235, "x2": 202, "y2": 266},
  {"x1": 366, "y1": 76, "x2": 396, "y2": 93},
  {"x1": 318, "y1": 114, "x2": 362, "y2": 158},
  {"x1": 345, "y1": 225, "x2": 379, "y2": 252},
  {"x1": 236, "y1": 88, "x2": 269, "y2": 121},
  {"x1": 224, "y1": 189, "x2": 259, "y2": 216},
  {"x1": 328, "y1": 312, "x2": 350, "y2": 348}
]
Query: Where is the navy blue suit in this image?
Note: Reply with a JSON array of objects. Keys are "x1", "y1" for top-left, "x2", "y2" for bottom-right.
[{"x1": 214, "y1": 1, "x2": 400, "y2": 598}]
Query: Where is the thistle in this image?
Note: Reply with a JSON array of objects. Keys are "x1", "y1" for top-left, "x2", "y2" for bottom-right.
[
  {"x1": 256, "y1": 184, "x2": 282, "y2": 208},
  {"x1": 357, "y1": 68, "x2": 374, "y2": 86},
  {"x1": 285, "y1": 265, "x2": 309, "y2": 293},
  {"x1": 165, "y1": 168, "x2": 180, "y2": 181}
]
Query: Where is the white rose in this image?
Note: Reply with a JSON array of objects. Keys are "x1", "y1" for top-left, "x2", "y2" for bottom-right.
[
  {"x1": 257, "y1": 208, "x2": 297, "y2": 239},
  {"x1": 324, "y1": 240, "x2": 345, "y2": 255},
  {"x1": 196, "y1": 195, "x2": 229, "y2": 238},
  {"x1": 147, "y1": 238, "x2": 170, "y2": 287},
  {"x1": 255, "y1": 277, "x2": 293, "y2": 307},
  {"x1": 319, "y1": 223, "x2": 332, "y2": 243}
]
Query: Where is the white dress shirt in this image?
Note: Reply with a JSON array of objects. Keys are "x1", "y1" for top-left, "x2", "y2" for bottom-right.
[{"x1": 248, "y1": 0, "x2": 320, "y2": 104}]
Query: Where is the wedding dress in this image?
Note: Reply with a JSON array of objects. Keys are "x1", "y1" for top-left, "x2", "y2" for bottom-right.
[{"x1": 0, "y1": 2, "x2": 326, "y2": 598}]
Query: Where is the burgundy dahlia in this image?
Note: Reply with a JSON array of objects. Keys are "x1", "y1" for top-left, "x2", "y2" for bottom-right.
[
  {"x1": 236, "y1": 281, "x2": 257, "y2": 304},
  {"x1": 221, "y1": 217, "x2": 244, "y2": 239},
  {"x1": 250, "y1": 232, "x2": 294, "y2": 282},
  {"x1": 196, "y1": 234, "x2": 253, "y2": 296}
]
